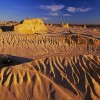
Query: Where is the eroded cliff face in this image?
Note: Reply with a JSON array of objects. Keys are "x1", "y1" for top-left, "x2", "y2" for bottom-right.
[{"x1": 14, "y1": 18, "x2": 47, "y2": 34}]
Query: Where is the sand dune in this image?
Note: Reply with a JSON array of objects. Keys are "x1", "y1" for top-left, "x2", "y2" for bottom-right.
[
  {"x1": 0, "y1": 55, "x2": 100, "y2": 100},
  {"x1": 0, "y1": 32, "x2": 100, "y2": 100}
]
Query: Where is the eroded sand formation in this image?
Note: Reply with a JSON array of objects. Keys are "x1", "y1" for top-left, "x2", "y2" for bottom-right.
[
  {"x1": 0, "y1": 25, "x2": 100, "y2": 100},
  {"x1": 62, "y1": 23, "x2": 69, "y2": 28},
  {"x1": 0, "y1": 55, "x2": 100, "y2": 100},
  {"x1": 0, "y1": 33, "x2": 99, "y2": 56},
  {"x1": 14, "y1": 18, "x2": 47, "y2": 34}
]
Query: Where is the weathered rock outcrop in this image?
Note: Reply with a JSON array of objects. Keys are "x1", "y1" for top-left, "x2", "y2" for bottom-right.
[
  {"x1": 84, "y1": 25, "x2": 87, "y2": 28},
  {"x1": 62, "y1": 23, "x2": 69, "y2": 28},
  {"x1": 14, "y1": 18, "x2": 47, "y2": 34}
]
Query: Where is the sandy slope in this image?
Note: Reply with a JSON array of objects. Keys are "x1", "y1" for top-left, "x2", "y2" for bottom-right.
[
  {"x1": 0, "y1": 55, "x2": 100, "y2": 100},
  {"x1": 0, "y1": 31, "x2": 100, "y2": 100}
]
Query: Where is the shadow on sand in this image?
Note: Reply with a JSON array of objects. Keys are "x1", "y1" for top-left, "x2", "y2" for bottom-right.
[
  {"x1": 0, "y1": 54, "x2": 33, "y2": 67},
  {"x1": 1, "y1": 26, "x2": 14, "y2": 32}
]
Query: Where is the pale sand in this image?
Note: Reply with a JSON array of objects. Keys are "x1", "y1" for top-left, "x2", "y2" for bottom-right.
[{"x1": 0, "y1": 26, "x2": 100, "y2": 100}]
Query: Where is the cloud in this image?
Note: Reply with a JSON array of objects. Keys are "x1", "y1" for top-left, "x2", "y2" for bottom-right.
[
  {"x1": 40, "y1": 17, "x2": 49, "y2": 21},
  {"x1": 67, "y1": 7, "x2": 92, "y2": 12},
  {"x1": 63, "y1": 14, "x2": 71, "y2": 16},
  {"x1": 67, "y1": 7, "x2": 76, "y2": 12},
  {"x1": 46, "y1": 12, "x2": 71, "y2": 17},
  {"x1": 48, "y1": 12, "x2": 59, "y2": 16},
  {"x1": 40, "y1": 4, "x2": 64, "y2": 12}
]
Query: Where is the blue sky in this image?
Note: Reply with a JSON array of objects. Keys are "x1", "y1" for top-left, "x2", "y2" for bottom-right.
[{"x1": 0, "y1": 0, "x2": 100, "y2": 24}]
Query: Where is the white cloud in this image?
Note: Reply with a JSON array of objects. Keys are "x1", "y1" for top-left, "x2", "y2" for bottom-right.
[
  {"x1": 67, "y1": 7, "x2": 92, "y2": 12},
  {"x1": 67, "y1": 7, "x2": 76, "y2": 12},
  {"x1": 47, "y1": 12, "x2": 71, "y2": 17},
  {"x1": 40, "y1": 4, "x2": 64, "y2": 12},
  {"x1": 40, "y1": 17, "x2": 49, "y2": 21},
  {"x1": 63, "y1": 14, "x2": 71, "y2": 16},
  {"x1": 48, "y1": 12, "x2": 59, "y2": 16}
]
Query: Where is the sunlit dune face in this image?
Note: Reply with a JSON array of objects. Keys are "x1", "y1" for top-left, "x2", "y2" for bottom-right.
[{"x1": 0, "y1": 55, "x2": 100, "y2": 100}]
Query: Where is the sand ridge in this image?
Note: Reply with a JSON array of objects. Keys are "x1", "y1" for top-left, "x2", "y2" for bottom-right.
[
  {"x1": 0, "y1": 32, "x2": 100, "y2": 100},
  {"x1": 0, "y1": 55, "x2": 100, "y2": 100}
]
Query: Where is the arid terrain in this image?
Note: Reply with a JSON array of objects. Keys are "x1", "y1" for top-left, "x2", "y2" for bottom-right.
[{"x1": 0, "y1": 21, "x2": 100, "y2": 100}]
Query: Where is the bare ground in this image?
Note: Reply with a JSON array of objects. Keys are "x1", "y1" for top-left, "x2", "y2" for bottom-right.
[{"x1": 0, "y1": 26, "x2": 100, "y2": 100}]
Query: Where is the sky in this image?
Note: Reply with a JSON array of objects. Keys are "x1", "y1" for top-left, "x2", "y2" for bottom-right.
[{"x1": 0, "y1": 0, "x2": 100, "y2": 24}]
